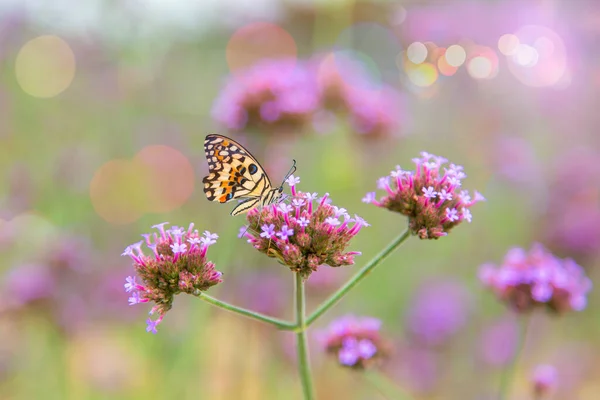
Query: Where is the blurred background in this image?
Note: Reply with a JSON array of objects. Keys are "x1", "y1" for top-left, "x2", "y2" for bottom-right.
[{"x1": 1, "y1": 0, "x2": 599, "y2": 399}]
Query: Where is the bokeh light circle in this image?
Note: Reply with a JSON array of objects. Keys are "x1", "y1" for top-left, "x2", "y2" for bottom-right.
[
  {"x1": 498, "y1": 34, "x2": 520, "y2": 56},
  {"x1": 134, "y1": 145, "x2": 195, "y2": 213},
  {"x1": 15, "y1": 35, "x2": 76, "y2": 98},
  {"x1": 335, "y1": 22, "x2": 402, "y2": 87},
  {"x1": 89, "y1": 159, "x2": 147, "y2": 225},
  {"x1": 468, "y1": 57, "x2": 493, "y2": 79},
  {"x1": 407, "y1": 42, "x2": 428, "y2": 64},
  {"x1": 89, "y1": 146, "x2": 194, "y2": 224},
  {"x1": 507, "y1": 25, "x2": 567, "y2": 88},
  {"x1": 437, "y1": 55, "x2": 458, "y2": 76},
  {"x1": 406, "y1": 62, "x2": 438, "y2": 87},
  {"x1": 445, "y1": 45, "x2": 466, "y2": 67},
  {"x1": 226, "y1": 22, "x2": 297, "y2": 76},
  {"x1": 467, "y1": 46, "x2": 498, "y2": 80}
]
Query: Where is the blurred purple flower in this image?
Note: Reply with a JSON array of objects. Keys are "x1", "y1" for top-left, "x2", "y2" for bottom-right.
[
  {"x1": 532, "y1": 364, "x2": 558, "y2": 397},
  {"x1": 364, "y1": 152, "x2": 484, "y2": 239},
  {"x1": 243, "y1": 176, "x2": 366, "y2": 279},
  {"x1": 4, "y1": 263, "x2": 56, "y2": 305},
  {"x1": 541, "y1": 148, "x2": 600, "y2": 263},
  {"x1": 318, "y1": 315, "x2": 390, "y2": 369},
  {"x1": 316, "y1": 53, "x2": 406, "y2": 137},
  {"x1": 211, "y1": 59, "x2": 320, "y2": 133},
  {"x1": 122, "y1": 222, "x2": 222, "y2": 333},
  {"x1": 479, "y1": 315, "x2": 519, "y2": 367},
  {"x1": 406, "y1": 280, "x2": 471, "y2": 347},
  {"x1": 479, "y1": 243, "x2": 592, "y2": 313}
]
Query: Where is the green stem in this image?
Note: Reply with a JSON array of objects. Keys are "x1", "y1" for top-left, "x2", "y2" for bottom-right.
[
  {"x1": 198, "y1": 293, "x2": 295, "y2": 330},
  {"x1": 306, "y1": 229, "x2": 411, "y2": 326},
  {"x1": 497, "y1": 313, "x2": 531, "y2": 400},
  {"x1": 295, "y1": 273, "x2": 316, "y2": 400}
]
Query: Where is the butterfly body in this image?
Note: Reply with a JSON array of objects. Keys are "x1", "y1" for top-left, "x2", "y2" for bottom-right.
[{"x1": 202, "y1": 134, "x2": 292, "y2": 216}]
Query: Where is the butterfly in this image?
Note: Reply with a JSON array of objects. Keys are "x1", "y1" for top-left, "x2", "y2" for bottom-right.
[{"x1": 202, "y1": 134, "x2": 296, "y2": 216}]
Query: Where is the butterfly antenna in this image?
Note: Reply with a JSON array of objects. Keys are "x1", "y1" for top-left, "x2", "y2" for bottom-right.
[{"x1": 279, "y1": 159, "x2": 297, "y2": 188}]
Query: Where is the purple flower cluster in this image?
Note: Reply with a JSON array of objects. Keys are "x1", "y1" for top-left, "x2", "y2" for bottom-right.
[
  {"x1": 211, "y1": 55, "x2": 406, "y2": 137},
  {"x1": 211, "y1": 59, "x2": 320, "y2": 132},
  {"x1": 319, "y1": 315, "x2": 390, "y2": 369},
  {"x1": 363, "y1": 152, "x2": 485, "y2": 239},
  {"x1": 317, "y1": 54, "x2": 406, "y2": 137},
  {"x1": 122, "y1": 222, "x2": 222, "y2": 333},
  {"x1": 479, "y1": 244, "x2": 592, "y2": 314},
  {"x1": 241, "y1": 176, "x2": 367, "y2": 279}
]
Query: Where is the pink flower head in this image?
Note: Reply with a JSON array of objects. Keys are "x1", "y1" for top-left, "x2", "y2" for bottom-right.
[
  {"x1": 211, "y1": 59, "x2": 320, "y2": 133},
  {"x1": 122, "y1": 222, "x2": 222, "y2": 333},
  {"x1": 365, "y1": 153, "x2": 484, "y2": 239},
  {"x1": 478, "y1": 243, "x2": 592, "y2": 314},
  {"x1": 318, "y1": 315, "x2": 391, "y2": 369},
  {"x1": 243, "y1": 177, "x2": 366, "y2": 279},
  {"x1": 532, "y1": 364, "x2": 558, "y2": 397},
  {"x1": 316, "y1": 53, "x2": 406, "y2": 138}
]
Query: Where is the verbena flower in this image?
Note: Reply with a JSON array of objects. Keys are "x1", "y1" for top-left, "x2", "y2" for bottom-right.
[
  {"x1": 478, "y1": 243, "x2": 592, "y2": 314},
  {"x1": 241, "y1": 175, "x2": 367, "y2": 279},
  {"x1": 122, "y1": 222, "x2": 222, "y2": 333},
  {"x1": 316, "y1": 54, "x2": 406, "y2": 137},
  {"x1": 532, "y1": 364, "x2": 558, "y2": 397},
  {"x1": 406, "y1": 280, "x2": 471, "y2": 347},
  {"x1": 211, "y1": 59, "x2": 320, "y2": 133},
  {"x1": 318, "y1": 315, "x2": 390, "y2": 369},
  {"x1": 363, "y1": 152, "x2": 484, "y2": 239}
]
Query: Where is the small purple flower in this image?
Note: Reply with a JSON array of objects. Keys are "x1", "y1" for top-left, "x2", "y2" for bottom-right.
[
  {"x1": 532, "y1": 364, "x2": 558, "y2": 397},
  {"x1": 276, "y1": 225, "x2": 294, "y2": 240},
  {"x1": 286, "y1": 175, "x2": 300, "y2": 186},
  {"x1": 445, "y1": 208, "x2": 459, "y2": 222},
  {"x1": 244, "y1": 176, "x2": 366, "y2": 278},
  {"x1": 278, "y1": 203, "x2": 294, "y2": 214},
  {"x1": 260, "y1": 224, "x2": 276, "y2": 239},
  {"x1": 325, "y1": 217, "x2": 341, "y2": 226},
  {"x1": 362, "y1": 192, "x2": 376, "y2": 204},
  {"x1": 170, "y1": 243, "x2": 187, "y2": 254},
  {"x1": 367, "y1": 153, "x2": 484, "y2": 239},
  {"x1": 122, "y1": 222, "x2": 222, "y2": 333},
  {"x1": 479, "y1": 243, "x2": 592, "y2": 314},
  {"x1": 318, "y1": 315, "x2": 391, "y2": 369},
  {"x1": 292, "y1": 198, "x2": 305, "y2": 208},
  {"x1": 238, "y1": 226, "x2": 249, "y2": 238},
  {"x1": 124, "y1": 276, "x2": 137, "y2": 293},
  {"x1": 422, "y1": 186, "x2": 437, "y2": 199}
]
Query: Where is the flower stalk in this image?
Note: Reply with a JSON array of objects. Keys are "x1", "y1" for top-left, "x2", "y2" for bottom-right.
[
  {"x1": 295, "y1": 272, "x2": 316, "y2": 400},
  {"x1": 497, "y1": 314, "x2": 531, "y2": 400},
  {"x1": 198, "y1": 293, "x2": 294, "y2": 330}
]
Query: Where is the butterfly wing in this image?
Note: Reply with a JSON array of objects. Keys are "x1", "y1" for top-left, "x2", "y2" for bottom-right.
[{"x1": 202, "y1": 134, "x2": 273, "y2": 206}]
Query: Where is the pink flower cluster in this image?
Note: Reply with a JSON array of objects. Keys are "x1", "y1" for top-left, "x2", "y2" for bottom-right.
[
  {"x1": 363, "y1": 152, "x2": 485, "y2": 239},
  {"x1": 211, "y1": 59, "x2": 320, "y2": 132},
  {"x1": 317, "y1": 54, "x2": 406, "y2": 137},
  {"x1": 211, "y1": 56, "x2": 406, "y2": 137},
  {"x1": 241, "y1": 176, "x2": 367, "y2": 279},
  {"x1": 122, "y1": 222, "x2": 222, "y2": 333},
  {"x1": 479, "y1": 244, "x2": 592, "y2": 314},
  {"x1": 318, "y1": 315, "x2": 390, "y2": 369}
]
